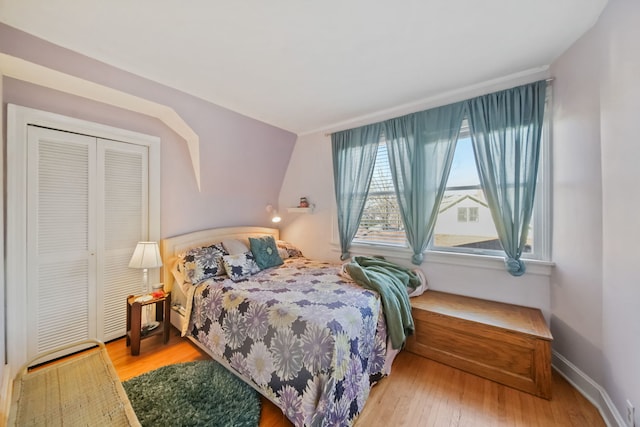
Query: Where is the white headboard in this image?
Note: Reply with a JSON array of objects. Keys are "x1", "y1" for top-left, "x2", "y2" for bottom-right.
[{"x1": 160, "y1": 226, "x2": 279, "y2": 292}]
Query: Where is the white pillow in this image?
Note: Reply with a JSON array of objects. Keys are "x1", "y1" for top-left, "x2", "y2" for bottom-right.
[
  {"x1": 222, "y1": 238, "x2": 250, "y2": 255},
  {"x1": 277, "y1": 247, "x2": 289, "y2": 259}
]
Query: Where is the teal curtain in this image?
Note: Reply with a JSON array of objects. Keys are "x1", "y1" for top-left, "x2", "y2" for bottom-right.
[
  {"x1": 332, "y1": 124, "x2": 382, "y2": 260},
  {"x1": 383, "y1": 102, "x2": 465, "y2": 265},
  {"x1": 466, "y1": 80, "x2": 546, "y2": 276}
]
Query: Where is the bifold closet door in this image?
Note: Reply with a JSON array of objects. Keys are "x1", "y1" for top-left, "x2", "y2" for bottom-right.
[
  {"x1": 26, "y1": 126, "x2": 150, "y2": 359},
  {"x1": 98, "y1": 138, "x2": 149, "y2": 341},
  {"x1": 27, "y1": 126, "x2": 97, "y2": 358}
]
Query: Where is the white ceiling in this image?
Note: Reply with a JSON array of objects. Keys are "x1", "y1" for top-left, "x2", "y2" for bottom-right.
[{"x1": 0, "y1": 0, "x2": 607, "y2": 134}]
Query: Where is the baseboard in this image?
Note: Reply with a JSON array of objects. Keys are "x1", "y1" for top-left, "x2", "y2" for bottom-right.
[
  {"x1": 0, "y1": 363, "x2": 12, "y2": 426},
  {"x1": 552, "y1": 351, "x2": 625, "y2": 427}
]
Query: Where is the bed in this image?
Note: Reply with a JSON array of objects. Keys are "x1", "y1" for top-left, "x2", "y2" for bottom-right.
[{"x1": 160, "y1": 226, "x2": 401, "y2": 426}]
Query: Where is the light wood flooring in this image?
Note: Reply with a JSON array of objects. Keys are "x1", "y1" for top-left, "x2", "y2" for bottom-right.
[{"x1": 106, "y1": 328, "x2": 606, "y2": 427}]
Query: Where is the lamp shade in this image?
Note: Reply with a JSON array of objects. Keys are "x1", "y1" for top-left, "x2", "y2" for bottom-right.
[{"x1": 128, "y1": 241, "x2": 163, "y2": 269}]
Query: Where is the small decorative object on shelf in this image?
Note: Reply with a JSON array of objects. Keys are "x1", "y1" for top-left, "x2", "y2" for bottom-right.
[{"x1": 287, "y1": 202, "x2": 315, "y2": 214}]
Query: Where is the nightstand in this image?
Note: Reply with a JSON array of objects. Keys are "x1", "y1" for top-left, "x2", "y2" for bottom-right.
[{"x1": 126, "y1": 292, "x2": 171, "y2": 356}]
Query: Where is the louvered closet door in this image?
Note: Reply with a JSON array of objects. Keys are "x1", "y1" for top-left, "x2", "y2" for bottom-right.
[
  {"x1": 97, "y1": 139, "x2": 149, "y2": 341},
  {"x1": 26, "y1": 127, "x2": 151, "y2": 359},
  {"x1": 27, "y1": 126, "x2": 97, "y2": 359}
]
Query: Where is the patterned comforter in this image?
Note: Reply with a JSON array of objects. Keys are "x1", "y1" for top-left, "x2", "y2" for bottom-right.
[{"x1": 187, "y1": 257, "x2": 388, "y2": 426}]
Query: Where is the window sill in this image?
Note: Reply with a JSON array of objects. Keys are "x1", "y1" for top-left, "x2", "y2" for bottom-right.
[{"x1": 331, "y1": 242, "x2": 554, "y2": 277}]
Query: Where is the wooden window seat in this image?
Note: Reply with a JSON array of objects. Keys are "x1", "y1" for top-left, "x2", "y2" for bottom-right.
[{"x1": 405, "y1": 290, "x2": 553, "y2": 399}]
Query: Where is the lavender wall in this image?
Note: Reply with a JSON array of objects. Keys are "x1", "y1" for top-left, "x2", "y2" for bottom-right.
[
  {"x1": 0, "y1": 23, "x2": 297, "y2": 238},
  {"x1": 551, "y1": 0, "x2": 640, "y2": 422},
  {"x1": 597, "y1": 0, "x2": 640, "y2": 421},
  {"x1": 550, "y1": 14, "x2": 604, "y2": 385}
]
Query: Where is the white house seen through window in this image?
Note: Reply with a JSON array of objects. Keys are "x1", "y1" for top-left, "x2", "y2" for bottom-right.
[{"x1": 431, "y1": 132, "x2": 530, "y2": 253}]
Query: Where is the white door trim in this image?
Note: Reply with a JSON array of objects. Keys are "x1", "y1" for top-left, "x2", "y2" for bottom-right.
[{"x1": 6, "y1": 104, "x2": 160, "y2": 375}]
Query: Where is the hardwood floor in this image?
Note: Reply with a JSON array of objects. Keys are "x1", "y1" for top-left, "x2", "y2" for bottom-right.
[{"x1": 107, "y1": 328, "x2": 606, "y2": 427}]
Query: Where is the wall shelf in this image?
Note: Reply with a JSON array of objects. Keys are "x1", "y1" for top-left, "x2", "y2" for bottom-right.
[{"x1": 287, "y1": 206, "x2": 314, "y2": 214}]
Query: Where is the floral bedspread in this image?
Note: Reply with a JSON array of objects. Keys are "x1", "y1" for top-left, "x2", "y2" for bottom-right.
[{"x1": 188, "y1": 257, "x2": 388, "y2": 426}]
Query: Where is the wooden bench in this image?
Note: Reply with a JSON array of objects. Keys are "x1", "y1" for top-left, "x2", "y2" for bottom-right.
[{"x1": 405, "y1": 291, "x2": 553, "y2": 399}]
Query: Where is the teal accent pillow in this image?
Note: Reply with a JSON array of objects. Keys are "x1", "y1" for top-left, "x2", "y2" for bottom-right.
[{"x1": 249, "y1": 235, "x2": 283, "y2": 270}]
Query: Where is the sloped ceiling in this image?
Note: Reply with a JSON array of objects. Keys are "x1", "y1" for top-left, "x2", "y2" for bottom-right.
[{"x1": 0, "y1": 0, "x2": 607, "y2": 134}]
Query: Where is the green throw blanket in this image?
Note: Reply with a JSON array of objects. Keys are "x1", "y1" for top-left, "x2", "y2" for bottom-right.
[{"x1": 345, "y1": 256, "x2": 419, "y2": 350}]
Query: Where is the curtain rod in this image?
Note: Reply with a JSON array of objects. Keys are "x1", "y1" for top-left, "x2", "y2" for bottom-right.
[{"x1": 324, "y1": 78, "x2": 554, "y2": 137}]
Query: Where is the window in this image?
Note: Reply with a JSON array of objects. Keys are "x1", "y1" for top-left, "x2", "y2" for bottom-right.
[
  {"x1": 457, "y1": 207, "x2": 468, "y2": 222},
  {"x1": 352, "y1": 117, "x2": 549, "y2": 260},
  {"x1": 432, "y1": 131, "x2": 512, "y2": 253},
  {"x1": 456, "y1": 207, "x2": 480, "y2": 223},
  {"x1": 354, "y1": 142, "x2": 406, "y2": 246},
  {"x1": 469, "y1": 207, "x2": 479, "y2": 222}
]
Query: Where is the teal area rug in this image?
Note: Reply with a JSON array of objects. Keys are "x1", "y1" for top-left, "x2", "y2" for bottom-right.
[{"x1": 123, "y1": 360, "x2": 261, "y2": 427}]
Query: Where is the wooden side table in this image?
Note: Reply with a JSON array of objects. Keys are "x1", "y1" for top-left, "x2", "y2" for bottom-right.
[{"x1": 126, "y1": 293, "x2": 171, "y2": 356}]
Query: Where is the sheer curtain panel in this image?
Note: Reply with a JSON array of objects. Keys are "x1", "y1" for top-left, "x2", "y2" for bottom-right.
[
  {"x1": 332, "y1": 124, "x2": 382, "y2": 260},
  {"x1": 383, "y1": 102, "x2": 465, "y2": 265},
  {"x1": 466, "y1": 80, "x2": 547, "y2": 276}
]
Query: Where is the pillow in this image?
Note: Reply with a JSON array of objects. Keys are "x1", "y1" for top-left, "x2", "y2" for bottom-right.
[
  {"x1": 249, "y1": 236, "x2": 283, "y2": 270},
  {"x1": 222, "y1": 251, "x2": 260, "y2": 281},
  {"x1": 276, "y1": 240, "x2": 303, "y2": 258},
  {"x1": 222, "y1": 238, "x2": 250, "y2": 255},
  {"x1": 277, "y1": 247, "x2": 289, "y2": 260},
  {"x1": 170, "y1": 256, "x2": 187, "y2": 289},
  {"x1": 176, "y1": 243, "x2": 228, "y2": 284}
]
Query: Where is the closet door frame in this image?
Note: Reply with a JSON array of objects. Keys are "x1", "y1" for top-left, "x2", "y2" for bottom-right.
[{"x1": 6, "y1": 104, "x2": 160, "y2": 373}]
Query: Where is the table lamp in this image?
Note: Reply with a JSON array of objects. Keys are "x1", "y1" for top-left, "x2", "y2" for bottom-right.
[
  {"x1": 128, "y1": 241, "x2": 163, "y2": 331},
  {"x1": 128, "y1": 241, "x2": 163, "y2": 295}
]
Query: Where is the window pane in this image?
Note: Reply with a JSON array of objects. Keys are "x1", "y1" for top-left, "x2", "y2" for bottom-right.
[
  {"x1": 433, "y1": 136, "x2": 533, "y2": 253},
  {"x1": 457, "y1": 207, "x2": 468, "y2": 222},
  {"x1": 447, "y1": 134, "x2": 480, "y2": 187},
  {"x1": 469, "y1": 207, "x2": 479, "y2": 222},
  {"x1": 354, "y1": 142, "x2": 406, "y2": 246}
]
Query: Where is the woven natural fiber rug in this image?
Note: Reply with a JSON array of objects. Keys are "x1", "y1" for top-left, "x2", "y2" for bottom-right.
[{"x1": 123, "y1": 360, "x2": 261, "y2": 427}]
